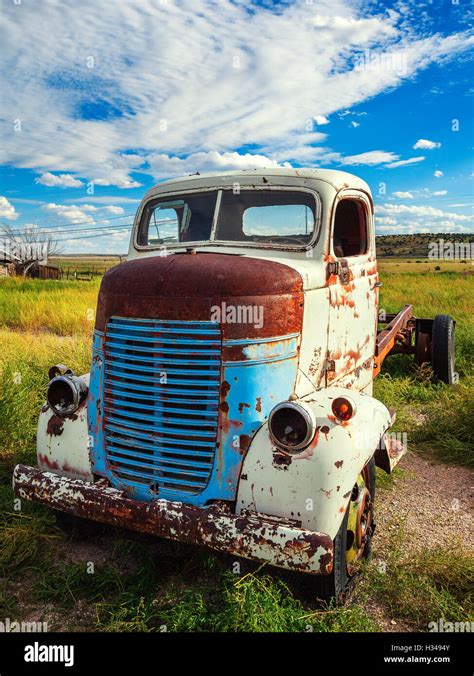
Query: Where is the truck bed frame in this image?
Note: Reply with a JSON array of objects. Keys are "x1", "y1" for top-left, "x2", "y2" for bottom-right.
[{"x1": 374, "y1": 304, "x2": 434, "y2": 377}]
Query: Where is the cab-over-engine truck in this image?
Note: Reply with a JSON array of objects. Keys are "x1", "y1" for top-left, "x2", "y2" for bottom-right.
[{"x1": 12, "y1": 169, "x2": 456, "y2": 601}]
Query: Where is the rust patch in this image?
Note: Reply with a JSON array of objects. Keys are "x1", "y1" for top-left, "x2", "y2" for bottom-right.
[
  {"x1": 319, "y1": 551, "x2": 333, "y2": 574},
  {"x1": 335, "y1": 460, "x2": 344, "y2": 468},
  {"x1": 220, "y1": 380, "x2": 231, "y2": 399},
  {"x1": 95, "y1": 253, "x2": 304, "y2": 340},
  {"x1": 255, "y1": 397, "x2": 262, "y2": 413},
  {"x1": 238, "y1": 402, "x2": 251, "y2": 413},
  {"x1": 272, "y1": 452, "x2": 291, "y2": 469},
  {"x1": 239, "y1": 434, "x2": 251, "y2": 455},
  {"x1": 38, "y1": 453, "x2": 59, "y2": 471},
  {"x1": 46, "y1": 415, "x2": 64, "y2": 437}
]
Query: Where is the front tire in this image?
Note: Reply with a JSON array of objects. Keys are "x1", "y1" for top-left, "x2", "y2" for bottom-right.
[{"x1": 311, "y1": 457, "x2": 376, "y2": 603}]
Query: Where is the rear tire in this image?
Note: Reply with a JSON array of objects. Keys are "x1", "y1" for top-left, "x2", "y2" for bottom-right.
[
  {"x1": 431, "y1": 314, "x2": 456, "y2": 384},
  {"x1": 310, "y1": 457, "x2": 376, "y2": 604}
]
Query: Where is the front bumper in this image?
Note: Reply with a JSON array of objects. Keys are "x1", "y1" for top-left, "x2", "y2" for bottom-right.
[{"x1": 13, "y1": 464, "x2": 333, "y2": 575}]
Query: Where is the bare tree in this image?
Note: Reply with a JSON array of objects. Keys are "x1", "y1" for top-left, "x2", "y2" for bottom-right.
[{"x1": 0, "y1": 224, "x2": 63, "y2": 276}]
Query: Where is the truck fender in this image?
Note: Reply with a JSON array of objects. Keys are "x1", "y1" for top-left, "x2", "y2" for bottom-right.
[
  {"x1": 37, "y1": 374, "x2": 93, "y2": 482},
  {"x1": 236, "y1": 387, "x2": 393, "y2": 540}
]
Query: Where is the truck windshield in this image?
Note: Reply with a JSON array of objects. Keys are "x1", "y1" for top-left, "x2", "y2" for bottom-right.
[{"x1": 137, "y1": 189, "x2": 316, "y2": 248}]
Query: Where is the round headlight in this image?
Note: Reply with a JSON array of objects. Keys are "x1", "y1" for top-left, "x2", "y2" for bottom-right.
[
  {"x1": 268, "y1": 401, "x2": 316, "y2": 452},
  {"x1": 46, "y1": 375, "x2": 88, "y2": 417}
]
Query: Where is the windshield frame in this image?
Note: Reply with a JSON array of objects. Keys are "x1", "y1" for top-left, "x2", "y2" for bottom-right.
[{"x1": 133, "y1": 184, "x2": 322, "y2": 252}]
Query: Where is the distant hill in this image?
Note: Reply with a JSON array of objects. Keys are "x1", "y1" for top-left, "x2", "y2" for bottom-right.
[{"x1": 376, "y1": 233, "x2": 473, "y2": 258}]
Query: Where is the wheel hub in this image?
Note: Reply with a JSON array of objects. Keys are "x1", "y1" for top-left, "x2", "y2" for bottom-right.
[{"x1": 346, "y1": 471, "x2": 373, "y2": 574}]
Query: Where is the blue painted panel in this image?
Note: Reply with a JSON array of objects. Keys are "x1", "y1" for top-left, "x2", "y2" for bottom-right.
[{"x1": 212, "y1": 353, "x2": 298, "y2": 499}]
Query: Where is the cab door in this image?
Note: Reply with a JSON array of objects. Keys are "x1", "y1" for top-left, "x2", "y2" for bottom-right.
[{"x1": 326, "y1": 190, "x2": 378, "y2": 392}]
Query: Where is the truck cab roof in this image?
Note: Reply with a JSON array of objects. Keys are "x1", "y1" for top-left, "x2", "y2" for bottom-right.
[{"x1": 144, "y1": 168, "x2": 372, "y2": 199}]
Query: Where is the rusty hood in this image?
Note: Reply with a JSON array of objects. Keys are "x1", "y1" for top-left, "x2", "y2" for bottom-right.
[{"x1": 95, "y1": 252, "x2": 304, "y2": 339}]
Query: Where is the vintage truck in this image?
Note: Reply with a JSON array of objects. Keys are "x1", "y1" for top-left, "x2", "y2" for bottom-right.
[{"x1": 12, "y1": 168, "x2": 456, "y2": 601}]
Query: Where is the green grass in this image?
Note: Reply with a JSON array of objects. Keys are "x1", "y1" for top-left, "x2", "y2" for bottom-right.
[
  {"x1": 0, "y1": 277, "x2": 99, "y2": 335},
  {"x1": 363, "y1": 541, "x2": 474, "y2": 630},
  {"x1": 0, "y1": 331, "x2": 91, "y2": 465},
  {"x1": 96, "y1": 571, "x2": 377, "y2": 632}
]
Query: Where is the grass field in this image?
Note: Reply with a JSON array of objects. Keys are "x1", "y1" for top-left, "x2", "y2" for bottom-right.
[{"x1": 0, "y1": 258, "x2": 472, "y2": 632}]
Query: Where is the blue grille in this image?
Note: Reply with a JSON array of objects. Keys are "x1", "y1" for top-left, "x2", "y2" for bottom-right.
[{"x1": 103, "y1": 317, "x2": 222, "y2": 498}]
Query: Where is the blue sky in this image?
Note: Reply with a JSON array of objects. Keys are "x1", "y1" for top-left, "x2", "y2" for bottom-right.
[{"x1": 0, "y1": 0, "x2": 472, "y2": 254}]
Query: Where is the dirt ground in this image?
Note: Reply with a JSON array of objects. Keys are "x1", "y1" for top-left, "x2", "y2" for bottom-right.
[{"x1": 375, "y1": 453, "x2": 473, "y2": 556}]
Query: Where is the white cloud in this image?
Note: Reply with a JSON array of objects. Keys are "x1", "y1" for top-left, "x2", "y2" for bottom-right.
[
  {"x1": 434, "y1": 170, "x2": 444, "y2": 177},
  {"x1": 314, "y1": 115, "x2": 330, "y2": 125},
  {"x1": 65, "y1": 195, "x2": 140, "y2": 205},
  {"x1": 0, "y1": 1, "x2": 472, "y2": 185},
  {"x1": 350, "y1": 121, "x2": 360, "y2": 128},
  {"x1": 376, "y1": 203, "x2": 472, "y2": 222},
  {"x1": 432, "y1": 190, "x2": 447, "y2": 196},
  {"x1": 43, "y1": 203, "x2": 95, "y2": 224},
  {"x1": 392, "y1": 191, "x2": 414, "y2": 198},
  {"x1": 103, "y1": 205, "x2": 125, "y2": 215},
  {"x1": 35, "y1": 172, "x2": 84, "y2": 188},
  {"x1": 377, "y1": 217, "x2": 397, "y2": 225},
  {"x1": 385, "y1": 156, "x2": 425, "y2": 168},
  {"x1": 413, "y1": 139, "x2": 441, "y2": 150},
  {"x1": 376, "y1": 221, "x2": 472, "y2": 234},
  {"x1": 0, "y1": 196, "x2": 18, "y2": 220},
  {"x1": 341, "y1": 151, "x2": 399, "y2": 166},
  {"x1": 42, "y1": 202, "x2": 124, "y2": 224},
  {"x1": 91, "y1": 177, "x2": 142, "y2": 189},
  {"x1": 147, "y1": 150, "x2": 287, "y2": 179},
  {"x1": 338, "y1": 110, "x2": 367, "y2": 118}
]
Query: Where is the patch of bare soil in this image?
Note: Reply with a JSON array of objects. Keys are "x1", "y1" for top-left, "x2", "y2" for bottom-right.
[{"x1": 375, "y1": 453, "x2": 473, "y2": 556}]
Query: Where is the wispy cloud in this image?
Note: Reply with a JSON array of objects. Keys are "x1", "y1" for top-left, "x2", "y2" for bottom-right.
[
  {"x1": 341, "y1": 151, "x2": 399, "y2": 165},
  {"x1": 35, "y1": 172, "x2": 84, "y2": 188},
  {"x1": 393, "y1": 191, "x2": 414, "y2": 198},
  {"x1": 42, "y1": 203, "x2": 125, "y2": 224},
  {"x1": 413, "y1": 138, "x2": 441, "y2": 150},
  {"x1": 385, "y1": 156, "x2": 425, "y2": 168}
]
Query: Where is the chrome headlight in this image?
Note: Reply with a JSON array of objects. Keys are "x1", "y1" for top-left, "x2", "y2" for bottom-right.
[
  {"x1": 46, "y1": 370, "x2": 88, "y2": 417},
  {"x1": 268, "y1": 401, "x2": 316, "y2": 452}
]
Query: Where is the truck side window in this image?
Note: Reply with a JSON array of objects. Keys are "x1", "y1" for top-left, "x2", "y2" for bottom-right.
[{"x1": 333, "y1": 199, "x2": 368, "y2": 257}]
